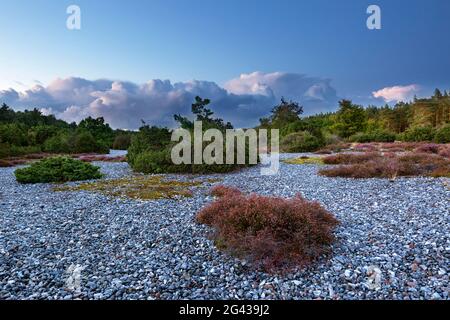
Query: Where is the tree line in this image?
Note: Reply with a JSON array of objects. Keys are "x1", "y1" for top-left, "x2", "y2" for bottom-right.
[
  {"x1": 259, "y1": 89, "x2": 450, "y2": 152},
  {"x1": 0, "y1": 104, "x2": 132, "y2": 158}
]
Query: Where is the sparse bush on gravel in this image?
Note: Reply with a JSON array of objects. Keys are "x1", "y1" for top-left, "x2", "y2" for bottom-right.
[
  {"x1": 197, "y1": 186, "x2": 339, "y2": 272},
  {"x1": 14, "y1": 157, "x2": 102, "y2": 184}
]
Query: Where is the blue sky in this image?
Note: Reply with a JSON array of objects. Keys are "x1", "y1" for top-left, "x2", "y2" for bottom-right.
[{"x1": 0, "y1": 0, "x2": 449, "y2": 128}]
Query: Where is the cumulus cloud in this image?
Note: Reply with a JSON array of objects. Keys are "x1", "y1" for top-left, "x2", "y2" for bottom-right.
[
  {"x1": 225, "y1": 71, "x2": 339, "y2": 114},
  {"x1": 372, "y1": 84, "x2": 420, "y2": 102},
  {"x1": 0, "y1": 72, "x2": 339, "y2": 129}
]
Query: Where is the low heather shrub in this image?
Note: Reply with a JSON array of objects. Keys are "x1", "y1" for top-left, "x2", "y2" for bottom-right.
[
  {"x1": 315, "y1": 143, "x2": 351, "y2": 154},
  {"x1": 322, "y1": 152, "x2": 381, "y2": 165},
  {"x1": 438, "y1": 145, "x2": 450, "y2": 158},
  {"x1": 15, "y1": 157, "x2": 102, "y2": 184},
  {"x1": 414, "y1": 143, "x2": 440, "y2": 154},
  {"x1": 319, "y1": 152, "x2": 449, "y2": 179},
  {"x1": 197, "y1": 187, "x2": 339, "y2": 272},
  {"x1": 0, "y1": 159, "x2": 13, "y2": 167}
]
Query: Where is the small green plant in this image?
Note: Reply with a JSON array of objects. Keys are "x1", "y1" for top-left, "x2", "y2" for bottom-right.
[{"x1": 15, "y1": 157, "x2": 102, "y2": 184}]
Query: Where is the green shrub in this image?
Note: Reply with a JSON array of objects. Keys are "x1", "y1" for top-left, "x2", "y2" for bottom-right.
[
  {"x1": 112, "y1": 134, "x2": 132, "y2": 150},
  {"x1": 132, "y1": 149, "x2": 171, "y2": 174},
  {"x1": 127, "y1": 125, "x2": 172, "y2": 167},
  {"x1": 131, "y1": 146, "x2": 246, "y2": 174},
  {"x1": 0, "y1": 143, "x2": 41, "y2": 159},
  {"x1": 399, "y1": 126, "x2": 436, "y2": 142},
  {"x1": 0, "y1": 123, "x2": 28, "y2": 146},
  {"x1": 349, "y1": 130, "x2": 396, "y2": 143},
  {"x1": 73, "y1": 131, "x2": 109, "y2": 154},
  {"x1": 14, "y1": 157, "x2": 102, "y2": 184},
  {"x1": 27, "y1": 125, "x2": 58, "y2": 145},
  {"x1": 280, "y1": 131, "x2": 323, "y2": 152},
  {"x1": 434, "y1": 124, "x2": 450, "y2": 143},
  {"x1": 43, "y1": 132, "x2": 72, "y2": 153}
]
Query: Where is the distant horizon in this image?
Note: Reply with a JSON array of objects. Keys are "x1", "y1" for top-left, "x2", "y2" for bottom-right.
[{"x1": 2, "y1": 81, "x2": 447, "y2": 130}]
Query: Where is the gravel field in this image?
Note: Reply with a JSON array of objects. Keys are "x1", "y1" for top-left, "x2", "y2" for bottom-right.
[{"x1": 0, "y1": 154, "x2": 449, "y2": 300}]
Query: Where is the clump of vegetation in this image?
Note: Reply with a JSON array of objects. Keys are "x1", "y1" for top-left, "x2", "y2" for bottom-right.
[
  {"x1": 112, "y1": 134, "x2": 132, "y2": 150},
  {"x1": 280, "y1": 131, "x2": 323, "y2": 153},
  {"x1": 259, "y1": 90, "x2": 450, "y2": 149},
  {"x1": 434, "y1": 124, "x2": 450, "y2": 143},
  {"x1": 0, "y1": 159, "x2": 13, "y2": 167},
  {"x1": 322, "y1": 152, "x2": 381, "y2": 165},
  {"x1": 349, "y1": 130, "x2": 396, "y2": 143},
  {"x1": 197, "y1": 186, "x2": 339, "y2": 272},
  {"x1": 128, "y1": 96, "x2": 254, "y2": 174},
  {"x1": 283, "y1": 156, "x2": 324, "y2": 165},
  {"x1": 315, "y1": 143, "x2": 351, "y2": 154},
  {"x1": 15, "y1": 157, "x2": 102, "y2": 184},
  {"x1": 77, "y1": 155, "x2": 126, "y2": 163},
  {"x1": 399, "y1": 126, "x2": 436, "y2": 142},
  {"x1": 53, "y1": 175, "x2": 205, "y2": 200},
  {"x1": 0, "y1": 104, "x2": 133, "y2": 159},
  {"x1": 319, "y1": 152, "x2": 449, "y2": 179},
  {"x1": 414, "y1": 143, "x2": 441, "y2": 154}
]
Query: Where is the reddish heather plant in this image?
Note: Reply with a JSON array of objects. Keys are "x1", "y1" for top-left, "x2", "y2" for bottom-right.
[
  {"x1": 438, "y1": 145, "x2": 450, "y2": 158},
  {"x1": 315, "y1": 143, "x2": 351, "y2": 155},
  {"x1": 78, "y1": 155, "x2": 126, "y2": 163},
  {"x1": 210, "y1": 185, "x2": 243, "y2": 198},
  {"x1": 197, "y1": 187, "x2": 340, "y2": 272},
  {"x1": 380, "y1": 142, "x2": 422, "y2": 152},
  {"x1": 414, "y1": 144, "x2": 440, "y2": 154},
  {"x1": 319, "y1": 151, "x2": 449, "y2": 178},
  {"x1": 322, "y1": 152, "x2": 381, "y2": 165},
  {"x1": 353, "y1": 143, "x2": 379, "y2": 152},
  {"x1": 0, "y1": 159, "x2": 14, "y2": 167}
]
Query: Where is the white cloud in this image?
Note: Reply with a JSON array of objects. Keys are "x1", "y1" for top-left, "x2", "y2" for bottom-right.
[
  {"x1": 372, "y1": 84, "x2": 419, "y2": 102},
  {"x1": 0, "y1": 72, "x2": 339, "y2": 129}
]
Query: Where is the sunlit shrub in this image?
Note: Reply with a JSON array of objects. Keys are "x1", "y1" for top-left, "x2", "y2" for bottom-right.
[{"x1": 197, "y1": 187, "x2": 339, "y2": 272}]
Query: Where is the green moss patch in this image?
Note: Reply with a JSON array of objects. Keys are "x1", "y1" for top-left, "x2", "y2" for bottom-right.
[
  {"x1": 53, "y1": 175, "x2": 211, "y2": 200},
  {"x1": 283, "y1": 156, "x2": 324, "y2": 165}
]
